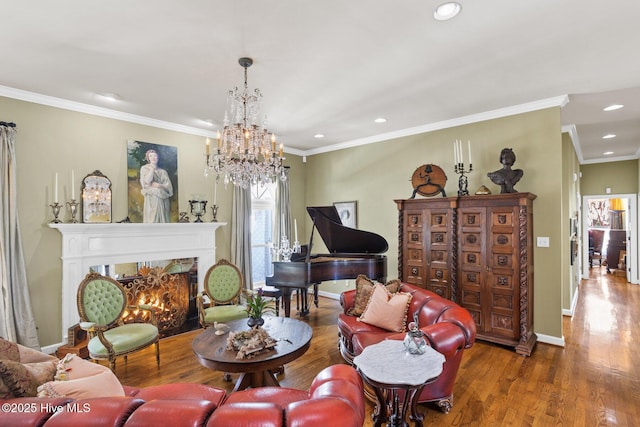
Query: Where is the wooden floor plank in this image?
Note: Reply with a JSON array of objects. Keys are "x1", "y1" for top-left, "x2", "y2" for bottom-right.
[{"x1": 114, "y1": 268, "x2": 639, "y2": 426}]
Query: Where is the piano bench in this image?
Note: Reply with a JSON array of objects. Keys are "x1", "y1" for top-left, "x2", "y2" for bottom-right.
[{"x1": 260, "y1": 286, "x2": 283, "y2": 316}]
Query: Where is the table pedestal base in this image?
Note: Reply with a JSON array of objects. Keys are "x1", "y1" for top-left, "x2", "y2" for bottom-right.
[
  {"x1": 371, "y1": 383, "x2": 426, "y2": 427},
  {"x1": 233, "y1": 369, "x2": 280, "y2": 392}
]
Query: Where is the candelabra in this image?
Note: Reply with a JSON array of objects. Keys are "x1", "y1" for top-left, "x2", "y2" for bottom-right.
[
  {"x1": 188, "y1": 199, "x2": 207, "y2": 223},
  {"x1": 454, "y1": 162, "x2": 473, "y2": 196},
  {"x1": 66, "y1": 199, "x2": 79, "y2": 223},
  {"x1": 271, "y1": 235, "x2": 301, "y2": 262},
  {"x1": 211, "y1": 205, "x2": 218, "y2": 222}
]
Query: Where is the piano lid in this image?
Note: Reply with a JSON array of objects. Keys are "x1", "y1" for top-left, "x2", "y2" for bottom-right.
[{"x1": 306, "y1": 206, "x2": 388, "y2": 254}]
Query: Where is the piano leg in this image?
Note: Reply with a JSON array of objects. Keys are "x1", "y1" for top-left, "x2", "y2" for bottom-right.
[
  {"x1": 281, "y1": 288, "x2": 294, "y2": 318},
  {"x1": 313, "y1": 283, "x2": 319, "y2": 308}
]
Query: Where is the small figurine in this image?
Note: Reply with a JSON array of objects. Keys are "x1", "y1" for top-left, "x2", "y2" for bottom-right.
[{"x1": 487, "y1": 148, "x2": 523, "y2": 193}]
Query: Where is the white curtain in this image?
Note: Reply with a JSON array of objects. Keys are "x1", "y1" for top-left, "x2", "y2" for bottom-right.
[
  {"x1": 0, "y1": 122, "x2": 40, "y2": 348},
  {"x1": 231, "y1": 185, "x2": 253, "y2": 290},
  {"x1": 274, "y1": 168, "x2": 291, "y2": 245}
]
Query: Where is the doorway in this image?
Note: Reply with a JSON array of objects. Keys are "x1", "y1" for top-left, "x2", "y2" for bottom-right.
[{"x1": 582, "y1": 194, "x2": 638, "y2": 284}]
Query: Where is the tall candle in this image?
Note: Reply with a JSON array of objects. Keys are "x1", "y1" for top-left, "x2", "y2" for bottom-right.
[
  {"x1": 453, "y1": 141, "x2": 458, "y2": 164},
  {"x1": 205, "y1": 138, "x2": 210, "y2": 155},
  {"x1": 213, "y1": 180, "x2": 217, "y2": 205},
  {"x1": 71, "y1": 170, "x2": 75, "y2": 199},
  {"x1": 294, "y1": 219, "x2": 298, "y2": 242},
  {"x1": 467, "y1": 140, "x2": 471, "y2": 164},
  {"x1": 54, "y1": 173, "x2": 58, "y2": 202},
  {"x1": 279, "y1": 144, "x2": 284, "y2": 158}
]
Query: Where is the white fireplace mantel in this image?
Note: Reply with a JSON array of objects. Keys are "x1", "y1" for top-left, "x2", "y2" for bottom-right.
[{"x1": 49, "y1": 222, "x2": 226, "y2": 345}]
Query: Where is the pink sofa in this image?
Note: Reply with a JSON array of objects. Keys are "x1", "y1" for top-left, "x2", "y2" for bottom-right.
[
  {"x1": 1, "y1": 364, "x2": 365, "y2": 427},
  {"x1": 338, "y1": 282, "x2": 476, "y2": 413}
]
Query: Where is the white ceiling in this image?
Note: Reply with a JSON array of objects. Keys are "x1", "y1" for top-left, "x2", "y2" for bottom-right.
[{"x1": 1, "y1": 1, "x2": 639, "y2": 163}]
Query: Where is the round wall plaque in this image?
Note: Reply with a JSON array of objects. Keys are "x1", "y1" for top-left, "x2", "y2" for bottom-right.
[{"x1": 410, "y1": 164, "x2": 447, "y2": 198}]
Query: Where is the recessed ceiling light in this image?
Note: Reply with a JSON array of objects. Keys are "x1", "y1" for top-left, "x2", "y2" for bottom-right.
[
  {"x1": 314, "y1": 134, "x2": 325, "y2": 139},
  {"x1": 603, "y1": 104, "x2": 624, "y2": 112},
  {"x1": 374, "y1": 118, "x2": 387, "y2": 123},
  {"x1": 602, "y1": 134, "x2": 617, "y2": 139},
  {"x1": 98, "y1": 92, "x2": 121, "y2": 102},
  {"x1": 603, "y1": 151, "x2": 614, "y2": 155},
  {"x1": 434, "y1": 2, "x2": 462, "y2": 21}
]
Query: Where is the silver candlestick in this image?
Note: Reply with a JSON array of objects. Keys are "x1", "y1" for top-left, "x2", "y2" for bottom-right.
[
  {"x1": 211, "y1": 204, "x2": 218, "y2": 222},
  {"x1": 49, "y1": 202, "x2": 63, "y2": 223},
  {"x1": 66, "y1": 199, "x2": 79, "y2": 223}
]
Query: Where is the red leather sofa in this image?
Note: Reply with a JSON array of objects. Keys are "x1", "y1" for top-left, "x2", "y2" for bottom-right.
[
  {"x1": 338, "y1": 282, "x2": 476, "y2": 413},
  {"x1": 0, "y1": 364, "x2": 365, "y2": 427}
]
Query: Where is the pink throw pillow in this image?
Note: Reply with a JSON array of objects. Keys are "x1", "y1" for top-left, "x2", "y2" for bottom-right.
[
  {"x1": 37, "y1": 354, "x2": 124, "y2": 398},
  {"x1": 358, "y1": 284, "x2": 412, "y2": 332}
]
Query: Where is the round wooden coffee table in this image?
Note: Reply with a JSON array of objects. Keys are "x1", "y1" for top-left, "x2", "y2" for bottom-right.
[{"x1": 192, "y1": 316, "x2": 312, "y2": 392}]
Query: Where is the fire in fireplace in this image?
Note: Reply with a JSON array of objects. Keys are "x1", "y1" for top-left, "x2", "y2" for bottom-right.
[{"x1": 119, "y1": 267, "x2": 197, "y2": 337}]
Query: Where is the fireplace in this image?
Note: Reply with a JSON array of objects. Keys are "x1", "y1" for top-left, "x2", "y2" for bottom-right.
[{"x1": 49, "y1": 222, "x2": 225, "y2": 346}]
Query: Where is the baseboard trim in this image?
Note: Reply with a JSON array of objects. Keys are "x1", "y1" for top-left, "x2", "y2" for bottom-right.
[
  {"x1": 41, "y1": 342, "x2": 63, "y2": 355},
  {"x1": 562, "y1": 287, "x2": 580, "y2": 317},
  {"x1": 318, "y1": 290, "x2": 340, "y2": 300},
  {"x1": 536, "y1": 333, "x2": 565, "y2": 347}
]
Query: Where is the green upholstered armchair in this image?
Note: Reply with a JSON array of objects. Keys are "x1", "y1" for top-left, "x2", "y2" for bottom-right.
[
  {"x1": 77, "y1": 272, "x2": 160, "y2": 372},
  {"x1": 197, "y1": 259, "x2": 249, "y2": 328}
]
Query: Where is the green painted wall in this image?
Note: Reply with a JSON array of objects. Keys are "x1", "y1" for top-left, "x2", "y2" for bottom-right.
[
  {"x1": 581, "y1": 160, "x2": 638, "y2": 195},
  {"x1": 304, "y1": 108, "x2": 565, "y2": 341}
]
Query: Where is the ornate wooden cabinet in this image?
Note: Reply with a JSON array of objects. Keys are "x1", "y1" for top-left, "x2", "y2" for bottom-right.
[
  {"x1": 395, "y1": 198, "x2": 458, "y2": 300},
  {"x1": 396, "y1": 193, "x2": 536, "y2": 356}
]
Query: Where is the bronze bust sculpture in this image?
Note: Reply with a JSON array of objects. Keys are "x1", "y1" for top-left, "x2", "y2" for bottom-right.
[{"x1": 487, "y1": 148, "x2": 523, "y2": 193}]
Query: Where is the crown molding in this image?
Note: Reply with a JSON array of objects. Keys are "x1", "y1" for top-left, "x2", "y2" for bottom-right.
[
  {"x1": 1, "y1": 85, "x2": 568, "y2": 158},
  {"x1": 0, "y1": 85, "x2": 216, "y2": 138},
  {"x1": 303, "y1": 95, "x2": 570, "y2": 156}
]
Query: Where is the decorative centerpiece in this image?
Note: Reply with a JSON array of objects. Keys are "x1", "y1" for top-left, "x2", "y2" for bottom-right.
[
  {"x1": 403, "y1": 320, "x2": 428, "y2": 355},
  {"x1": 226, "y1": 328, "x2": 277, "y2": 359},
  {"x1": 246, "y1": 288, "x2": 275, "y2": 328}
]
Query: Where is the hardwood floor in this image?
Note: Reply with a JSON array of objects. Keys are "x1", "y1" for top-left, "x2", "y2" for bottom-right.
[{"x1": 116, "y1": 269, "x2": 639, "y2": 426}]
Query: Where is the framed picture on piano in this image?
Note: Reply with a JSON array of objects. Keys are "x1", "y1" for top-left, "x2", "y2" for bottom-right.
[{"x1": 333, "y1": 201, "x2": 357, "y2": 229}]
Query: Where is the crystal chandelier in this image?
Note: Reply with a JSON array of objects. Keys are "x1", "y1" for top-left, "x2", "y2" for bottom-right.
[{"x1": 205, "y1": 57, "x2": 286, "y2": 188}]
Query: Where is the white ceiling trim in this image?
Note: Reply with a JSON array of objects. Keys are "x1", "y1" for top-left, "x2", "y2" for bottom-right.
[
  {"x1": 0, "y1": 85, "x2": 215, "y2": 138},
  {"x1": 1, "y1": 84, "x2": 568, "y2": 158},
  {"x1": 304, "y1": 95, "x2": 570, "y2": 157}
]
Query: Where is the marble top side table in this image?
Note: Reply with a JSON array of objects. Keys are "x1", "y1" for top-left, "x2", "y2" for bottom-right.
[{"x1": 353, "y1": 340, "x2": 445, "y2": 427}]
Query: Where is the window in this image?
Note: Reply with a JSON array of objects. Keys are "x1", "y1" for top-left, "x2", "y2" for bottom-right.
[{"x1": 251, "y1": 182, "x2": 276, "y2": 286}]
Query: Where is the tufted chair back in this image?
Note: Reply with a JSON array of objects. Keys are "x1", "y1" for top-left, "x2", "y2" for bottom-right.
[
  {"x1": 204, "y1": 259, "x2": 244, "y2": 304},
  {"x1": 197, "y1": 259, "x2": 248, "y2": 328},
  {"x1": 76, "y1": 271, "x2": 160, "y2": 372},
  {"x1": 78, "y1": 275, "x2": 127, "y2": 327}
]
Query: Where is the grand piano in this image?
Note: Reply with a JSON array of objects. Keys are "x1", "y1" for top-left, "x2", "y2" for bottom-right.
[{"x1": 265, "y1": 206, "x2": 388, "y2": 317}]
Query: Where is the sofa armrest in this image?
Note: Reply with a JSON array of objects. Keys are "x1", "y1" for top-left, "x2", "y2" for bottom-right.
[
  {"x1": 340, "y1": 289, "x2": 357, "y2": 314},
  {"x1": 422, "y1": 322, "x2": 470, "y2": 359}
]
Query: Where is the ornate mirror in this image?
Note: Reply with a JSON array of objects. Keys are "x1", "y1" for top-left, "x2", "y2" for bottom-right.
[{"x1": 82, "y1": 170, "x2": 112, "y2": 223}]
